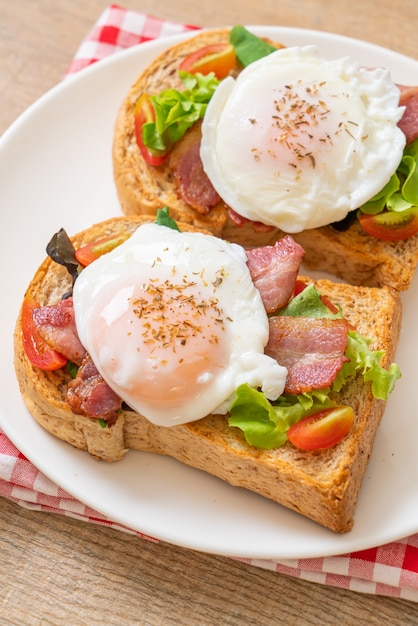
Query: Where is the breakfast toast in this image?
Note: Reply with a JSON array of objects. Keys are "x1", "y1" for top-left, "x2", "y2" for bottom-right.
[
  {"x1": 112, "y1": 27, "x2": 418, "y2": 290},
  {"x1": 13, "y1": 215, "x2": 402, "y2": 532}
]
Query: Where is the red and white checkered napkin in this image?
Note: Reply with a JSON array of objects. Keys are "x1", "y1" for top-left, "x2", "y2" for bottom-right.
[
  {"x1": 2, "y1": 4, "x2": 418, "y2": 601},
  {"x1": 66, "y1": 4, "x2": 199, "y2": 74}
]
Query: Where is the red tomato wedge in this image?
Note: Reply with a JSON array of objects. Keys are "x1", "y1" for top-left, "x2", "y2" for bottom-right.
[
  {"x1": 179, "y1": 43, "x2": 236, "y2": 79},
  {"x1": 287, "y1": 407, "x2": 354, "y2": 451},
  {"x1": 293, "y1": 279, "x2": 308, "y2": 296},
  {"x1": 21, "y1": 296, "x2": 68, "y2": 371},
  {"x1": 134, "y1": 93, "x2": 168, "y2": 166},
  {"x1": 75, "y1": 234, "x2": 130, "y2": 267},
  {"x1": 358, "y1": 207, "x2": 418, "y2": 241}
]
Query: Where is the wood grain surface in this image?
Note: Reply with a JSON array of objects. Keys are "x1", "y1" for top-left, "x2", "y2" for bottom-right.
[{"x1": 1, "y1": 1, "x2": 418, "y2": 624}]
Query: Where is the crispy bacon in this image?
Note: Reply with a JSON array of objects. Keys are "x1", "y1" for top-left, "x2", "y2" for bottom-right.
[
  {"x1": 169, "y1": 122, "x2": 220, "y2": 213},
  {"x1": 169, "y1": 79, "x2": 418, "y2": 224},
  {"x1": 246, "y1": 236, "x2": 305, "y2": 313},
  {"x1": 66, "y1": 353, "x2": 122, "y2": 425},
  {"x1": 33, "y1": 298, "x2": 122, "y2": 423},
  {"x1": 398, "y1": 85, "x2": 418, "y2": 145},
  {"x1": 265, "y1": 316, "x2": 349, "y2": 395},
  {"x1": 32, "y1": 297, "x2": 86, "y2": 366},
  {"x1": 33, "y1": 235, "x2": 346, "y2": 420}
]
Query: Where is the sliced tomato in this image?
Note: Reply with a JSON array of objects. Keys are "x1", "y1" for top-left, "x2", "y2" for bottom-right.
[
  {"x1": 134, "y1": 93, "x2": 168, "y2": 166},
  {"x1": 21, "y1": 296, "x2": 68, "y2": 371},
  {"x1": 287, "y1": 406, "x2": 354, "y2": 451},
  {"x1": 293, "y1": 279, "x2": 308, "y2": 296},
  {"x1": 75, "y1": 234, "x2": 130, "y2": 266},
  {"x1": 320, "y1": 294, "x2": 339, "y2": 315},
  {"x1": 358, "y1": 207, "x2": 418, "y2": 241},
  {"x1": 179, "y1": 43, "x2": 236, "y2": 79}
]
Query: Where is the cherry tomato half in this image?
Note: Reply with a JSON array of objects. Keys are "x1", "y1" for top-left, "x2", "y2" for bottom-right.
[
  {"x1": 358, "y1": 207, "x2": 418, "y2": 241},
  {"x1": 179, "y1": 43, "x2": 237, "y2": 79},
  {"x1": 134, "y1": 94, "x2": 168, "y2": 166},
  {"x1": 21, "y1": 296, "x2": 68, "y2": 371},
  {"x1": 287, "y1": 406, "x2": 354, "y2": 451},
  {"x1": 75, "y1": 234, "x2": 130, "y2": 267}
]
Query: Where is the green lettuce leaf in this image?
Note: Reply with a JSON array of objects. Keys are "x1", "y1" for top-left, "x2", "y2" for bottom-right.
[
  {"x1": 332, "y1": 331, "x2": 401, "y2": 399},
  {"x1": 141, "y1": 26, "x2": 279, "y2": 153},
  {"x1": 278, "y1": 282, "x2": 342, "y2": 319},
  {"x1": 359, "y1": 138, "x2": 418, "y2": 216},
  {"x1": 229, "y1": 283, "x2": 401, "y2": 448},
  {"x1": 142, "y1": 71, "x2": 220, "y2": 152},
  {"x1": 228, "y1": 384, "x2": 336, "y2": 449},
  {"x1": 280, "y1": 284, "x2": 401, "y2": 400},
  {"x1": 229, "y1": 25, "x2": 277, "y2": 67},
  {"x1": 155, "y1": 207, "x2": 180, "y2": 231}
]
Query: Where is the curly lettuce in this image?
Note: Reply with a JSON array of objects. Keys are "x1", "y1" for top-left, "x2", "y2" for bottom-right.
[
  {"x1": 142, "y1": 71, "x2": 220, "y2": 154},
  {"x1": 228, "y1": 385, "x2": 336, "y2": 450},
  {"x1": 228, "y1": 284, "x2": 401, "y2": 449},
  {"x1": 141, "y1": 26, "x2": 277, "y2": 154},
  {"x1": 333, "y1": 332, "x2": 401, "y2": 399},
  {"x1": 359, "y1": 138, "x2": 418, "y2": 216}
]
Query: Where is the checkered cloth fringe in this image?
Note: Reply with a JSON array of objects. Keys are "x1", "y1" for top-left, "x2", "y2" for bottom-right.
[{"x1": 2, "y1": 4, "x2": 417, "y2": 602}]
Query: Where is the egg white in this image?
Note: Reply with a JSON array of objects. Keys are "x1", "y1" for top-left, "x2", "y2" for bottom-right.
[
  {"x1": 200, "y1": 46, "x2": 406, "y2": 232},
  {"x1": 73, "y1": 223, "x2": 287, "y2": 426}
]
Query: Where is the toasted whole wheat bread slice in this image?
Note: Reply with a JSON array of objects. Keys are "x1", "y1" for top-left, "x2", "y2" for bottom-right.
[
  {"x1": 13, "y1": 216, "x2": 402, "y2": 532},
  {"x1": 112, "y1": 27, "x2": 418, "y2": 291}
]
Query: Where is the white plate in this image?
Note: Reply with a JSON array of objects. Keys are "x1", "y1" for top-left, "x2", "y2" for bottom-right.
[{"x1": 1, "y1": 27, "x2": 417, "y2": 560}]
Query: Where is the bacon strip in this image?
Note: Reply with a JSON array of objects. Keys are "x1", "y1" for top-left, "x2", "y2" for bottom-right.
[
  {"x1": 35, "y1": 235, "x2": 345, "y2": 418},
  {"x1": 246, "y1": 236, "x2": 305, "y2": 313},
  {"x1": 66, "y1": 353, "x2": 122, "y2": 425},
  {"x1": 398, "y1": 85, "x2": 418, "y2": 145},
  {"x1": 33, "y1": 299, "x2": 122, "y2": 422},
  {"x1": 169, "y1": 122, "x2": 220, "y2": 214},
  {"x1": 169, "y1": 79, "x2": 418, "y2": 222},
  {"x1": 265, "y1": 316, "x2": 349, "y2": 395},
  {"x1": 32, "y1": 297, "x2": 86, "y2": 366}
]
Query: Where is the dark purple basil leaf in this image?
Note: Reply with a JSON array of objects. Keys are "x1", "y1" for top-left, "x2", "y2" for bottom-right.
[{"x1": 46, "y1": 228, "x2": 79, "y2": 287}]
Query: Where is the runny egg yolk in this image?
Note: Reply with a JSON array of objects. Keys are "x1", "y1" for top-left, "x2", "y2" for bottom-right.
[
  {"x1": 73, "y1": 224, "x2": 287, "y2": 427},
  {"x1": 94, "y1": 272, "x2": 231, "y2": 409},
  {"x1": 250, "y1": 80, "x2": 354, "y2": 177}
]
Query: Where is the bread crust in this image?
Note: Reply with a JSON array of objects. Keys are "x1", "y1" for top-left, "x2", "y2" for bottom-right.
[
  {"x1": 112, "y1": 29, "x2": 232, "y2": 237},
  {"x1": 112, "y1": 27, "x2": 418, "y2": 290},
  {"x1": 13, "y1": 215, "x2": 402, "y2": 532}
]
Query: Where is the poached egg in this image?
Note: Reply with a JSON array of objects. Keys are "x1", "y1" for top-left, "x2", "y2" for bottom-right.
[
  {"x1": 200, "y1": 46, "x2": 406, "y2": 232},
  {"x1": 73, "y1": 223, "x2": 287, "y2": 427}
]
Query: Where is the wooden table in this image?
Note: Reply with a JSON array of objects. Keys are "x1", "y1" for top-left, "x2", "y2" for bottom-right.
[{"x1": 1, "y1": 1, "x2": 417, "y2": 623}]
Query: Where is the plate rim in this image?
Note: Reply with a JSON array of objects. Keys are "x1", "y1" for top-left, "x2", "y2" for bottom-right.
[{"x1": 1, "y1": 25, "x2": 417, "y2": 560}]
